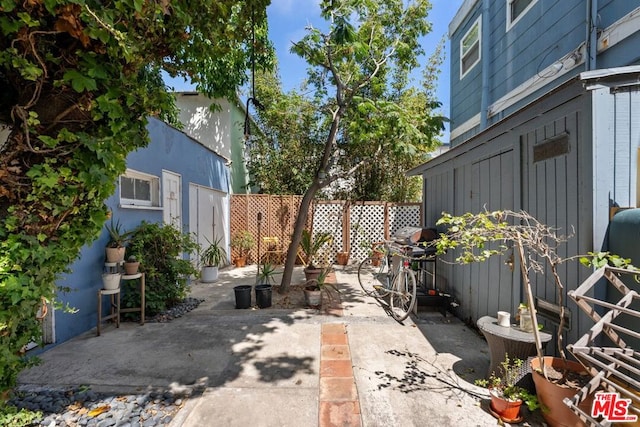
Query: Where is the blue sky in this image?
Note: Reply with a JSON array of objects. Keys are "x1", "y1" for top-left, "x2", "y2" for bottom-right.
[{"x1": 167, "y1": 0, "x2": 463, "y2": 138}]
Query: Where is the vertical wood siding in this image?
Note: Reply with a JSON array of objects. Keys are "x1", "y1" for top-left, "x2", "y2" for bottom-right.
[{"x1": 422, "y1": 82, "x2": 596, "y2": 348}]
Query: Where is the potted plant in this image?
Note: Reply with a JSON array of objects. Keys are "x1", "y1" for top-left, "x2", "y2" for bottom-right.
[
  {"x1": 101, "y1": 270, "x2": 121, "y2": 290},
  {"x1": 257, "y1": 262, "x2": 278, "y2": 286},
  {"x1": 300, "y1": 229, "x2": 333, "y2": 281},
  {"x1": 231, "y1": 230, "x2": 255, "y2": 267},
  {"x1": 435, "y1": 209, "x2": 616, "y2": 426},
  {"x1": 255, "y1": 262, "x2": 278, "y2": 308},
  {"x1": 124, "y1": 255, "x2": 140, "y2": 275},
  {"x1": 105, "y1": 218, "x2": 130, "y2": 263},
  {"x1": 475, "y1": 354, "x2": 540, "y2": 423},
  {"x1": 370, "y1": 243, "x2": 384, "y2": 267},
  {"x1": 200, "y1": 236, "x2": 227, "y2": 282},
  {"x1": 336, "y1": 251, "x2": 349, "y2": 266},
  {"x1": 304, "y1": 267, "x2": 339, "y2": 308}
]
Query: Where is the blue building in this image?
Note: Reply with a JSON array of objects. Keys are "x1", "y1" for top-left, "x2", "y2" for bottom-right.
[
  {"x1": 37, "y1": 117, "x2": 230, "y2": 348},
  {"x1": 409, "y1": 0, "x2": 640, "y2": 347},
  {"x1": 448, "y1": 0, "x2": 640, "y2": 146}
]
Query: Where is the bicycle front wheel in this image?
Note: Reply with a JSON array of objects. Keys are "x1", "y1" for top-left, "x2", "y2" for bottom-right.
[
  {"x1": 358, "y1": 256, "x2": 391, "y2": 298},
  {"x1": 389, "y1": 267, "x2": 417, "y2": 321}
]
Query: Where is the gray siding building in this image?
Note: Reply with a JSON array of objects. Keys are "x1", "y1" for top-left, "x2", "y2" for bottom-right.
[{"x1": 409, "y1": 0, "x2": 640, "y2": 350}]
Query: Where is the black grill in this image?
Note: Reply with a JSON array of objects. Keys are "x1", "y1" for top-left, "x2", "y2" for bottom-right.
[{"x1": 392, "y1": 226, "x2": 450, "y2": 315}]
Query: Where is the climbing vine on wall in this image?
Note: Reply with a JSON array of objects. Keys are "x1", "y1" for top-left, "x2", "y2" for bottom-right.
[{"x1": 0, "y1": 0, "x2": 272, "y2": 398}]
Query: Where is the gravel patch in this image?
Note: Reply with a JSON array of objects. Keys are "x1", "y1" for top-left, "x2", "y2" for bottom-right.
[
  {"x1": 9, "y1": 387, "x2": 190, "y2": 427},
  {"x1": 9, "y1": 298, "x2": 205, "y2": 425},
  {"x1": 146, "y1": 297, "x2": 204, "y2": 323}
]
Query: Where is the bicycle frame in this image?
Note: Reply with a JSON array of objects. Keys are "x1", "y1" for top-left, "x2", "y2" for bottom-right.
[
  {"x1": 376, "y1": 242, "x2": 412, "y2": 295},
  {"x1": 358, "y1": 240, "x2": 418, "y2": 321}
]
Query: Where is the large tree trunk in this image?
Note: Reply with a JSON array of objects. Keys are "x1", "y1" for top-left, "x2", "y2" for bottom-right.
[
  {"x1": 280, "y1": 103, "x2": 345, "y2": 293},
  {"x1": 279, "y1": 180, "x2": 320, "y2": 293}
]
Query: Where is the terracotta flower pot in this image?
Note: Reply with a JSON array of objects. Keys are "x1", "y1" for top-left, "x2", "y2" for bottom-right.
[
  {"x1": 105, "y1": 247, "x2": 125, "y2": 263},
  {"x1": 489, "y1": 391, "x2": 522, "y2": 422},
  {"x1": 336, "y1": 252, "x2": 349, "y2": 266},
  {"x1": 234, "y1": 256, "x2": 247, "y2": 268},
  {"x1": 304, "y1": 267, "x2": 322, "y2": 282},
  {"x1": 530, "y1": 356, "x2": 594, "y2": 427},
  {"x1": 371, "y1": 251, "x2": 383, "y2": 267},
  {"x1": 124, "y1": 261, "x2": 140, "y2": 275}
]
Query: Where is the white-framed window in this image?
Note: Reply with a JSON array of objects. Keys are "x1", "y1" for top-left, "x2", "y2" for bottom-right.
[
  {"x1": 506, "y1": 0, "x2": 537, "y2": 31},
  {"x1": 119, "y1": 169, "x2": 160, "y2": 207},
  {"x1": 460, "y1": 17, "x2": 481, "y2": 79}
]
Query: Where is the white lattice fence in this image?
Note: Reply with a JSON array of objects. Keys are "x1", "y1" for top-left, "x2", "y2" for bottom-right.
[
  {"x1": 349, "y1": 203, "x2": 386, "y2": 262},
  {"x1": 388, "y1": 204, "x2": 422, "y2": 237},
  {"x1": 312, "y1": 202, "x2": 345, "y2": 264}
]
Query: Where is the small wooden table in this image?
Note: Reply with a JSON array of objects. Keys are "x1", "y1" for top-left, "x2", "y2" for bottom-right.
[{"x1": 477, "y1": 315, "x2": 552, "y2": 377}]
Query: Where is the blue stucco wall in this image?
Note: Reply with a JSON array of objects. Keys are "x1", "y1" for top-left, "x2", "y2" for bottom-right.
[{"x1": 50, "y1": 118, "x2": 229, "y2": 346}]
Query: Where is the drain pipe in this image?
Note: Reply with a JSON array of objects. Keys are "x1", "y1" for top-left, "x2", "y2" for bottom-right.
[
  {"x1": 586, "y1": 0, "x2": 598, "y2": 70},
  {"x1": 480, "y1": 0, "x2": 490, "y2": 128}
]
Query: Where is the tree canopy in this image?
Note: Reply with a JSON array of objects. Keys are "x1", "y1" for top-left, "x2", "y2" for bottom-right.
[
  {"x1": 276, "y1": 0, "x2": 447, "y2": 290},
  {"x1": 245, "y1": 67, "x2": 327, "y2": 195},
  {"x1": 0, "y1": 0, "x2": 271, "y2": 396},
  {"x1": 248, "y1": 38, "x2": 444, "y2": 202}
]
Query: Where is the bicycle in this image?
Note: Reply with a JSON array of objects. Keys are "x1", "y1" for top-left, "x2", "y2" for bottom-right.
[{"x1": 357, "y1": 241, "x2": 417, "y2": 321}]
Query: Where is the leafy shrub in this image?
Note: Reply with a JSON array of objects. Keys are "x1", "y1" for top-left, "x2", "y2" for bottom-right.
[
  {"x1": 0, "y1": 404, "x2": 41, "y2": 427},
  {"x1": 124, "y1": 222, "x2": 199, "y2": 316}
]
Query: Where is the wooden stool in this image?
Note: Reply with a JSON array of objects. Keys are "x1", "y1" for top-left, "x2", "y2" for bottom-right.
[{"x1": 97, "y1": 287, "x2": 120, "y2": 336}]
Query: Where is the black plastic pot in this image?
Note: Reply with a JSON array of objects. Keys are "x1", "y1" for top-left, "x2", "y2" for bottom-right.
[
  {"x1": 255, "y1": 284, "x2": 272, "y2": 308},
  {"x1": 234, "y1": 285, "x2": 252, "y2": 309}
]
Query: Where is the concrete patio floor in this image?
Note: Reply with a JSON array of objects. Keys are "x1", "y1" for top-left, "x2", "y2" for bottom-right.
[{"x1": 17, "y1": 265, "x2": 546, "y2": 426}]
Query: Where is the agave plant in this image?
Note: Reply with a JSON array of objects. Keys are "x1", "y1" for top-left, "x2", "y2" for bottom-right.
[{"x1": 300, "y1": 229, "x2": 333, "y2": 269}]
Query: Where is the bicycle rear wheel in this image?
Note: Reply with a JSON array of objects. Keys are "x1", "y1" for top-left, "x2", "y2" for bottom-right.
[
  {"x1": 389, "y1": 267, "x2": 417, "y2": 321},
  {"x1": 358, "y1": 256, "x2": 391, "y2": 298}
]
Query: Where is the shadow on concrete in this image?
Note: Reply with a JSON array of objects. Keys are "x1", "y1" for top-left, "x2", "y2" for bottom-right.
[
  {"x1": 413, "y1": 308, "x2": 490, "y2": 385},
  {"x1": 16, "y1": 266, "x2": 325, "y2": 406}
]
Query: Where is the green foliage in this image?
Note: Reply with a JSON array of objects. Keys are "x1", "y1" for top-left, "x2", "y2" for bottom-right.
[
  {"x1": 0, "y1": 0, "x2": 272, "y2": 395},
  {"x1": 300, "y1": 230, "x2": 333, "y2": 268},
  {"x1": 257, "y1": 262, "x2": 278, "y2": 285},
  {"x1": 246, "y1": 68, "x2": 325, "y2": 195},
  {"x1": 0, "y1": 403, "x2": 42, "y2": 427},
  {"x1": 123, "y1": 221, "x2": 199, "y2": 317},
  {"x1": 105, "y1": 218, "x2": 131, "y2": 248},
  {"x1": 230, "y1": 231, "x2": 255, "y2": 258},
  {"x1": 200, "y1": 237, "x2": 227, "y2": 267},
  {"x1": 580, "y1": 251, "x2": 636, "y2": 270},
  {"x1": 435, "y1": 211, "x2": 510, "y2": 263},
  {"x1": 475, "y1": 354, "x2": 540, "y2": 411},
  {"x1": 275, "y1": 0, "x2": 448, "y2": 291},
  {"x1": 247, "y1": 0, "x2": 446, "y2": 202},
  {"x1": 305, "y1": 266, "x2": 340, "y2": 299}
]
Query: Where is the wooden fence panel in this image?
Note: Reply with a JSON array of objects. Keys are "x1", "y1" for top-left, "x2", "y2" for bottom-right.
[{"x1": 230, "y1": 195, "x2": 422, "y2": 265}]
